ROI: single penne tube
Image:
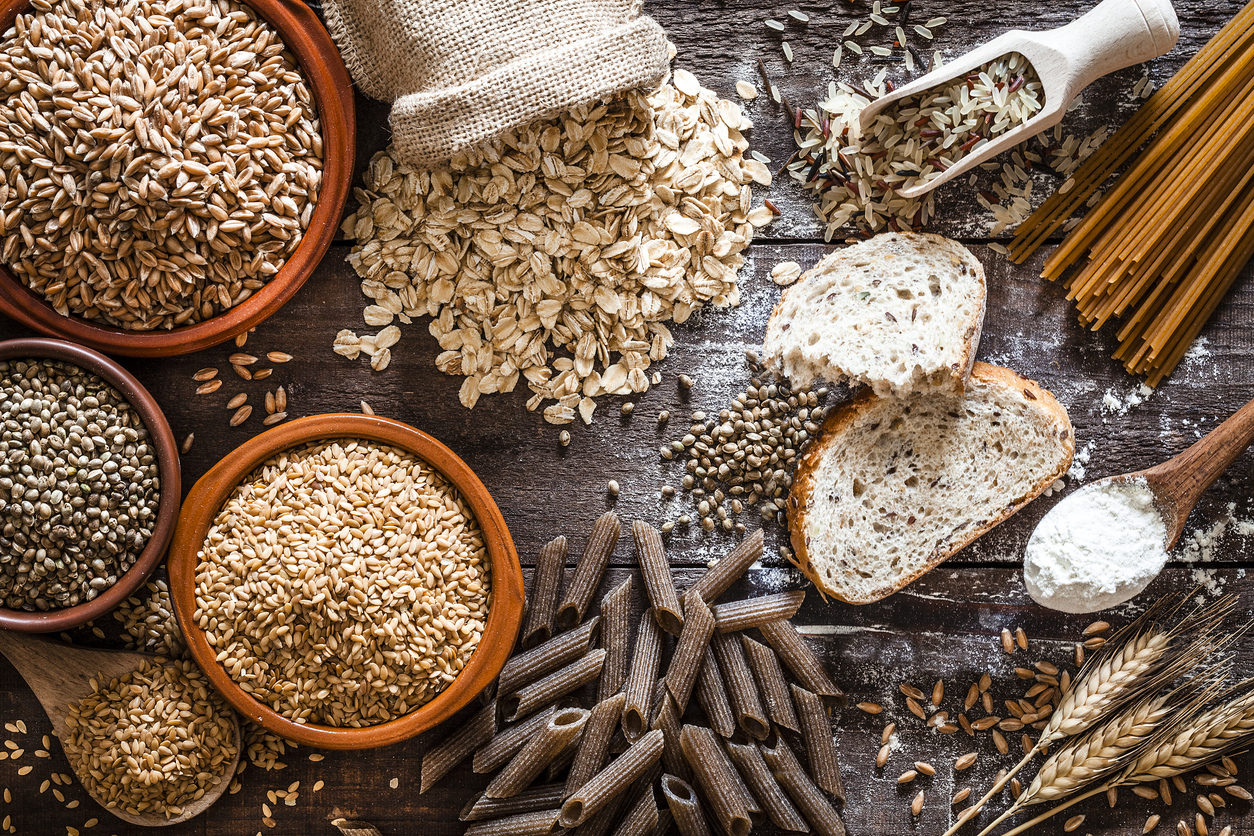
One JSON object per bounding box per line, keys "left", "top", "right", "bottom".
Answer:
{"left": 742, "top": 636, "right": 801, "bottom": 733}
{"left": 499, "top": 617, "right": 600, "bottom": 698}
{"left": 598, "top": 579, "right": 633, "bottom": 701}
{"left": 694, "top": 647, "right": 737, "bottom": 738}
{"left": 486, "top": 708, "right": 590, "bottom": 798}
{"left": 545, "top": 739, "right": 580, "bottom": 783}
{"left": 713, "top": 590, "right": 805, "bottom": 633}
{"left": 632, "top": 519, "right": 683, "bottom": 635}
{"left": 679, "top": 725, "right": 754, "bottom": 836}
{"left": 711, "top": 631, "right": 770, "bottom": 741}
{"left": 503, "top": 649, "right": 607, "bottom": 721}
{"left": 792, "top": 684, "right": 845, "bottom": 803}
{"left": 724, "top": 739, "right": 808, "bottom": 832}
{"left": 464, "top": 809, "right": 561, "bottom": 836}
{"left": 475, "top": 704, "right": 560, "bottom": 774}
{"left": 559, "top": 729, "right": 664, "bottom": 827}
{"left": 663, "top": 590, "right": 715, "bottom": 713}
{"left": 661, "top": 773, "right": 713, "bottom": 836}
{"left": 460, "top": 783, "right": 566, "bottom": 822}
{"left": 556, "top": 512, "right": 621, "bottom": 628}
{"left": 421, "top": 699, "right": 498, "bottom": 793}
{"left": 574, "top": 792, "right": 630, "bottom": 836}
{"left": 521, "top": 536, "right": 568, "bottom": 648}
{"left": 759, "top": 735, "right": 847, "bottom": 836}
{"left": 612, "top": 785, "right": 660, "bottom": 836}
{"left": 687, "top": 528, "right": 763, "bottom": 604}
{"left": 566, "top": 692, "right": 627, "bottom": 797}
{"left": 650, "top": 692, "right": 690, "bottom": 783}
{"left": 757, "top": 620, "right": 847, "bottom": 706}
{"left": 621, "top": 608, "right": 662, "bottom": 740}
{"left": 651, "top": 805, "right": 674, "bottom": 836}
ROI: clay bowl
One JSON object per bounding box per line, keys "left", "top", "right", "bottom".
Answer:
{"left": 0, "top": 338, "right": 181, "bottom": 632}
{"left": 166, "top": 414, "right": 524, "bottom": 749}
{"left": 0, "top": 0, "right": 355, "bottom": 357}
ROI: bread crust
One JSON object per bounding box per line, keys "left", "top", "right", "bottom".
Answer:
{"left": 764, "top": 232, "right": 987, "bottom": 395}
{"left": 785, "top": 362, "right": 1074, "bottom": 604}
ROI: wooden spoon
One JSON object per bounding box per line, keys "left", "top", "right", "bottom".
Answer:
{"left": 856, "top": 0, "right": 1179, "bottom": 199}
{"left": 1124, "top": 395, "right": 1254, "bottom": 550}
{"left": 0, "top": 630, "right": 241, "bottom": 827}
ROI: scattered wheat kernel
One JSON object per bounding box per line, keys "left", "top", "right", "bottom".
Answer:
{"left": 912, "top": 790, "right": 925, "bottom": 816}
{"left": 230, "top": 405, "right": 253, "bottom": 426}
{"left": 932, "top": 680, "right": 944, "bottom": 705}
{"left": 1075, "top": 644, "right": 1085, "bottom": 666}
{"left": 262, "top": 804, "right": 272, "bottom": 817}
{"left": 1162, "top": 779, "right": 1174, "bottom": 805}
{"left": 229, "top": 353, "right": 258, "bottom": 366}
{"left": 900, "top": 684, "right": 925, "bottom": 700}
{"left": 906, "top": 698, "right": 926, "bottom": 719}
{"left": 193, "top": 368, "right": 218, "bottom": 382}
{"left": 1145, "top": 815, "right": 1162, "bottom": 833}
{"left": 235, "top": 333, "right": 248, "bottom": 348}
{"left": 992, "top": 730, "right": 1009, "bottom": 754}
{"left": 1224, "top": 785, "right": 1252, "bottom": 800}
{"left": 227, "top": 392, "right": 248, "bottom": 410}
{"left": 83, "top": 819, "right": 97, "bottom": 828}
{"left": 263, "top": 412, "right": 288, "bottom": 426}
{"left": 1084, "top": 637, "right": 1107, "bottom": 649}
{"left": 979, "top": 673, "right": 992, "bottom": 692}
{"left": 898, "top": 770, "right": 918, "bottom": 784}
{"left": 196, "top": 379, "right": 223, "bottom": 395}
{"left": 314, "top": 780, "right": 324, "bottom": 792}
{"left": 1221, "top": 757, "right": 1238, "bottom": 776}
{"left": 858, "top": 702, "right": 883, "bottom": 714}
{"left": 1015, "top": 627, "right": 1028, "bottom": 650}
{"left": 252, "top": 368, "right": 273, "bottom": 380}
{"left": 1001, "top": 628, "right": 1014, "bottom": 653}
{"left": 1195, "top": 814, "right": 1208, "bottom": 836}
{"left": 953, "top": 788, "right": 972, "bottom": 805}
{"left": 1011, "top": 778, "right": 1022, "bottom": 798}
{"left": 1084, "top": 620, "right": 1110, "bottom": 636}
{"left": 915, "top": 762, "right": 936, "bottom": 776}
{"left": 1065, "top": 815, "right": 1086, "bottom": 832}
{"left": 232, "top": 364, "right": 253, "bottom": 380}
{"left": 965, "top": 683, "right": 979, "bottom": 709}
{"left": 1107, "top": 786, "right": 1118, "bottom": 807}
{"left": 882, "top": 722, "right": 897, "bottom": 745}
{"left": 876, "top": 744, "right": 890, "bottom": 768}
{"left": 1174, "top": 776, "right": 1188, "bottom": 794}
{"left": 1216, "top": 828, "right": 1231, "bottom": 836}
{"left": 267, "top": 352, "right": 293, "bottom": 363}
{"left": 982, "top": 692, "right": 994, "bottom": 714}
{"left": 1209, "top": 793, "right": 1225, "bottom": 808}
{"left": 1035, "top": 661, "right": 1059, "bottom": 676}
{"left": 1015, "top": 667, "right": 1035, "bottom": 680}
{"left": 1197, "top": 795, "right": 1215, "bottom": 816}
{"left": 955, "top": 753, "right": 977, "bottom": 771}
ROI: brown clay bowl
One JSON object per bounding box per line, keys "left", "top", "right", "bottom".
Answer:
{"left": 0, "top": 338, "right": 181, "bottom": 632}
{"left": 0, "top": 0, "right": 355, "bottom": 357}
{"left": 166, "top": 414, "right": 525, "bottom": 749}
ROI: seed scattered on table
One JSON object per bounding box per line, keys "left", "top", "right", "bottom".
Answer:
{"left": 228, "top": 393, "right": 249, "bottom": 410}
{"left": 230, "top": 405, "right": 253, "bottom": 426}
{"left": 182, "top": 434, "right": 195, "bottom": 454}
{"left": 197, "top": 380, "right": 224, "bottom": 395}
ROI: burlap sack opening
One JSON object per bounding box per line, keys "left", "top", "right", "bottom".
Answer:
{"left": 322, "top": 0, "right": 671, "bottom": 169}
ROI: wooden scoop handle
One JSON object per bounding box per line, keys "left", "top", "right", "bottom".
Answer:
{"left": 1035, "top": 0, "right": 1179, "bottom": 100}
{"left": 1140, "top": 394, "right": 1254, "bottom": 549}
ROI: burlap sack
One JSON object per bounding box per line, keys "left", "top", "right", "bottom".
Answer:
{"left": 322, "top": 0, "right": 671, "bottom": 168}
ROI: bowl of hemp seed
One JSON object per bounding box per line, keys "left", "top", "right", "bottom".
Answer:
{"left": 166, "top": 413, "right": 525, "bottom": 749}
{"left": 0, "top": 338, "right": 181, "bottom": 632}
{"left": 0, "top": 0, "right": 355, "bottom": 357}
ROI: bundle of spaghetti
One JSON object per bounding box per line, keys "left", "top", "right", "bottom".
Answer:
{"left": 1008, "top": 3, "right": 1254, "bottom": 263}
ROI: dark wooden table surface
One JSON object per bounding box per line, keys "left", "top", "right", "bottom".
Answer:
{"left": 3, "top": 1, "right": 1254, "bottom": 835}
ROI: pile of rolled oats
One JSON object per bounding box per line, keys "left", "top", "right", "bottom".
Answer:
{"left": 337, "top": 67, "right": 774, "bottom": 424}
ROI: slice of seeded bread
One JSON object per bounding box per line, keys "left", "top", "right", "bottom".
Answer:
{"left": 785, "top": 362, "right": 1073, "bottom": 605}
{"left": 763, "top": 232, "right": 986, "bottom": 398}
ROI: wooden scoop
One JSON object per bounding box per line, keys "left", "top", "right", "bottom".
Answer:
{"left": 1112, "top": 394, "right": 1254, "bottom": 550}
{"left": 0, "top": 630, "right": 241, "bottom": 827}
{"left": 856, "top": 0, "right": 1179, "bottom": 198}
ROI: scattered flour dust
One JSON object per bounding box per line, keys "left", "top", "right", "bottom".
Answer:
{"left": 1100, "top": 383, "right": 1154, "bottom": 420}
{"left": 1067, "top": 442, "right": 1093, "bottom": 482}
{"left": 1024, "top": 477, "right": 1168, "bottom": 614}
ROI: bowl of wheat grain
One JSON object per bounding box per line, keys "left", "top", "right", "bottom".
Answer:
{"left": 0, "top": 0, "right": 354, "bottom": 356}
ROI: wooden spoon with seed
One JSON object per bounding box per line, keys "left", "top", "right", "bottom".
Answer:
{"left": 0, "top": 630, "right": 241, "bottom": 827}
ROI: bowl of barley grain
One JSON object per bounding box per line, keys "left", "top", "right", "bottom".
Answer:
{"left": 0, "top": 0, "right": 354, "bottom": 357}
{"left": 0, "top": 338, "right": 180, "bottom": 632}
{"left": 166, "top": 413, "right": 524, "bottom": 749}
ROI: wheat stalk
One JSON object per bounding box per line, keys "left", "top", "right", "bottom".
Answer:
{"left": 944, "top": 594, "right": 1233, "bottom": 836}
{"left": 994, "top": 680, "right": 1254, "bottom": 836}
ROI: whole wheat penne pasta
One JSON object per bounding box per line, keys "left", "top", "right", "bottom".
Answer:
{"left": 758, "top": 620, "right": 847, "bottom": 706}
{"left": 500, "top": 617, "right": 600, "bottom": 697}
{"left": 475, "top": 704, "right": 560, "bottom": 774}
{"left": 557, "top": 512, "right": 621, "bottom": 628}
{"left": 486, "top": 708, "right": 590, "bottom": 798}
{"left": 574, "top": 791, "right": 629, "bottom": 836}
{"left": 598, "top": 579, "right": 632, "bottom": 700}
{"left": 613, "top": 786, "right": 660, "bottom": 836}
{"left": 713, "top": 590, "right": 805, "bottom": 633}
{"left": 421, "top": 699, "right": 498, "bottom": 793}
{"left": 546, "top": 729, "right": 583, "bottom": 781}
{"left": 461, "top": 784, "right": 567, "bottom": 822}
{"left": 792, "top": 684, "right": 845, "bottom": 802}
{"left": 522, "top": 536, "right": 568, "bottom": 648}
{"left": 742, "top": 636, "right": 800, "bottom": 733}
{"left": 663, "top": 591, "right": 715, "bottom": 713}
{"left": 724, "top": 739, "right": 808, "bottom": 832}
{"left": 632, "top": 520, "right": 683, "bottom": 635}
{"left": 687, "top": 528, "right": 763, "bottom": 604}
{"left": 464, "top": 809, "right": 561, "bottom": 836}
{"left": 695, "top": 647, "right": 737, "bottom": 738}
{"left": 621, "top": 608, "right": 662, "bottom": 740}
{"left": 760, "top": 735, "right": 847, "bottom": 836}
{"left": 679, "top": 725, "right": 754, "bottom": 836}
{"left": 566, "top": 692, "right": 627, "bottom": 797}
{"left": 661, "top": 773, "right": 713, "bottom": 836}
{"left": 711, "top": 631, "right": 770, "bottom": 740}
{"left": 650, "top": 692, "right": 690, "bottom": 782}
{"left": 650, "top": 805, "right": 674, "bottom": 836}
{"left": 504, "top": 649, "right": 607, "bottom": 721}
{"left": 560, "top": 729, "right": 664, "bottom": 827}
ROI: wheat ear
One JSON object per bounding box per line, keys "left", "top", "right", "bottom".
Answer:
{"left": 996, "top": 680, "right": 1252, "bottom": 836}
{"left": 943, "top": 594, "right": 1232, "bottom": 836}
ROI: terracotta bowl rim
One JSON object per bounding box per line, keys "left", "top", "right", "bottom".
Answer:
{"left": 0, "top": 0, "right": 355, "bottom": 357}
{"left": 0, "top": 337, "right": 182, "bottom": 632}
{"left": 166, "top": 413, "right": 524, "bottom": 750}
